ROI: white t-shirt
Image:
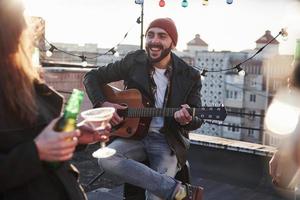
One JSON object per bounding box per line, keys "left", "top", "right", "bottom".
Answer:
{"left": 149, "top": 67, "right": 168, "bottom": 133}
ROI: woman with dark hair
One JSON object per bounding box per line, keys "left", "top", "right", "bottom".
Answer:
{"left": 0, "top": 0, "right": 107, "bottom": 199}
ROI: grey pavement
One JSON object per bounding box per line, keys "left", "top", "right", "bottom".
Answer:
{"left": 87, "top": 186, "right": 124, "bottom": 200}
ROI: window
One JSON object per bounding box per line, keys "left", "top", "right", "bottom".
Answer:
{"left": 234, "top": 91, "right": 238, "bottom": 99}
{"left": 248, "top": 129, "right": 254, "bottom": 136}
{"left": 250, "top": 94, "right": 256, "bottom": 102}
{"left": 226, "top": 90, "right": 240, "bottom": 99}
{"left": 227, "top": 123, "right": 240, "bottom": 132}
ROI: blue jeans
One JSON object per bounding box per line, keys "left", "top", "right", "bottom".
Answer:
{"left": 98, "top": 131, "right": 180, "bottom": 200}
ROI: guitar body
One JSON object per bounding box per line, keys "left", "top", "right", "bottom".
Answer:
{"left": 101, "top": 85, "right": 227, "bottom": 139}
{"left": 102, "top": 85, "right": 151, "bottom": 139}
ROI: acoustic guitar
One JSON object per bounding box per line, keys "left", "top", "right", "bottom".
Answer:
{"left": 101, "top": 84, "right": 227, "bottom": 139}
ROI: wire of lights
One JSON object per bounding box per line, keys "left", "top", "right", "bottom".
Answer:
{"left": 199, "top": 28, "right": 288, "bottom": 80}
{"left": 158, "top": 0, "right": 234, "bottom": 7}
{"left": 44, "top": 16, "right": 140, "bottom": 66}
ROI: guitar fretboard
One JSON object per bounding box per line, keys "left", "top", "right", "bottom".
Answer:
{"left": 127, "top": 108, "right": 181, "bottom": 117}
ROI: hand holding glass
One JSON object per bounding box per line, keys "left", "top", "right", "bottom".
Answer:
{"left": 80, "top": 107, "right": 115, "bottom": 158}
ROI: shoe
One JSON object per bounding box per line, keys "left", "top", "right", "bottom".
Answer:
{"left": 183, "top": 183, "right": 203, "bottom": 200}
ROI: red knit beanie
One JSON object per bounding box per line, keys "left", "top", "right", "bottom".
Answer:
{"left": 146, "top": 18, "right": 178, "bottom": 46}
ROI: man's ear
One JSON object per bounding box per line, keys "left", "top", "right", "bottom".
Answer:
{"left": 171, "top": 43, "right": 176, "bottom": 49}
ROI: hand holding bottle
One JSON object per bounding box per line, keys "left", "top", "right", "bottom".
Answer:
{"left": 36, "top": 89, "right": 84, "bottom": 168}
{"left": 34, "top": 118, "right": 80, "bottom": 162}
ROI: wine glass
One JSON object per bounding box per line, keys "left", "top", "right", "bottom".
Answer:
{"left": 80, "top": 107, "right": 116, "bottom": 158}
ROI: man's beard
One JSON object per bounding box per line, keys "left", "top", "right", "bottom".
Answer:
{"left": 146, "top": 44, "right": 172, "bottom": 64}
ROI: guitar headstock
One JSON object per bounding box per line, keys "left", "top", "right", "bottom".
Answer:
{"left": 194, "top": 106, "right": 227, "bottom": 121}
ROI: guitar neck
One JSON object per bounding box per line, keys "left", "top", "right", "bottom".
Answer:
{"left": 127, "top": 108, "right": 180, "bottom": 118}
{"left": 120, "top": 106, "right": 226, "bottom": 121}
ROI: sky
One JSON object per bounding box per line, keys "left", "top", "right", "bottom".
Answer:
{"left": 23, "top": 0, "right": 300, "bottom": 55}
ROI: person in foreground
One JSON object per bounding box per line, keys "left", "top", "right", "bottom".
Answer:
{"left": 268, "top": 60, "right": 300, "bottom": 193}
{"left": 84, "top": 17, "right": 203, "bottom": 200}
{"left": 0, "top": 0, "right": 109, "bottom": 199}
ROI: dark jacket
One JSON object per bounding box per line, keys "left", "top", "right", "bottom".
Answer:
{"left": 0, "top": 83, "right": 86, "bottom": 200}
{"left": 83, "top": 50, "right": 202, "bottom": 167}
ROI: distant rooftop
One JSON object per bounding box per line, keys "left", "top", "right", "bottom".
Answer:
{"left": 187, "top": 34, "right": 208, "bottom": 46}
{"left": 256, "top": 30, "right": 279, "bottom": 45}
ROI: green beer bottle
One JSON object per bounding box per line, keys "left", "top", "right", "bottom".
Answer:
{"left": 48, "top": 88, "right": 84, "bottom": 169}
{"left": 295, "top": 39, "right": 300, "bottom": 61}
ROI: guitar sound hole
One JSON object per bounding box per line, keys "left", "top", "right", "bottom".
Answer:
{"left": 126, "top": 127, "right": 132, "bottom": 134}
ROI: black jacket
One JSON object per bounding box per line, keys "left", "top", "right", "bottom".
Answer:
{"left": 0, "top": 83, "right": 86, "bottom": 200}
{"left": 83, "top": 50, "right": 202, "bottom": 167}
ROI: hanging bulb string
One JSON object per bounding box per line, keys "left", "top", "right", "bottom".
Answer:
{"left": 88, "top": 16, "right": 139, "bottom": 59}
{"left": 198, "top": 28, "right": 287, "bottom": 75}
{"left": 43, "top": 16, "right": 140, "bottom": 60}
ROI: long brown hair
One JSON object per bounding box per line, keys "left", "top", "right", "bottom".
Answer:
{"left": 291, "top": 61, "right": 300, "bottom": 88}
{"left": 0, "top": 0, "right": 41, "bottom": 124}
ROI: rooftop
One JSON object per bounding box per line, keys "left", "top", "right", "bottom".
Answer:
{"left": 44, "top": 66, "right": 295, "bottom": 200}
{"left": 72, "top": 133, "right": 292, "bottom": 200}
{"left": 187, "top": 34, "right": 209, "bottom": 47}
{"left": 256, "top": 30, "right": 279, "bottom": 45}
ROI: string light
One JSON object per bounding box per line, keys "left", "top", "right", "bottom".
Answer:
{"left": 108, "top": 47, "right": 116, "bottom": 55}
{"left": 202, "top": 0, "right": 208, "bottom": 6}
{"left": 134, "top": 0, "right": 144, "bottom": 5}
{"left": 46, "top": 44, "right": 56, "bottom": 57}
{"left": 280, "top": 27, "right": 288, "bottom": 41}
{"left": 226, "top": 0, "right": 233, "bottom": 4}
{"left": 79, "top": 55, "right": 88, "bottom": 67}
{"left": 181, "top": 0, "right": 188, "bottom": 8}
{"left": 236, "top": 65, "right": 246, "bottom": 76}
{"left": 196, "top": 28, "right": 288, "bottom": 76}
{"left": 114, "top": 51, "right": 120, "bottom": 57}
{"left": 159, "top": 0, "right": 165, "bottom": 7}
{"left": 41, "top": 15, "right": 142, "bottom": 67}
{"left": 200, "top": 69, "right": 208, "bottom": 81}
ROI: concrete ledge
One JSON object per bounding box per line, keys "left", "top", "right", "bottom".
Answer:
{"left": 189, "top": 133, "right": 277, "bottom": 157}
{"left": 44, "top": 66, "right": 93, "bottom": 72}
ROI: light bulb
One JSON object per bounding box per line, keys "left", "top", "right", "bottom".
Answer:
{"left": 238, "top": 70, "right": 245, "bottom": 76}
{"left": 80, "top": 55, "right": 88, "bottom": 67}
{"left": 46, "top": 50, "right": 53, "bottom": 57}
{"left": 200, "top": 69, "right": 207, "bottom": 81}
{"left": 236, "top": 66, "right": 245, "bottom": 76}
{"left": 202, "top": 0, "right": 208, "bottom": 6}
{"left": 226, "top": 0, "right": 233, "bottom": 4}
{"left": 281, "top": 27, "right": 288, "bottom": 41}
{"left": 114, "top": 51, "right": 120, "bottom": 57}
{"left": 181, "top": 0, "right": 188, "bottom": 8}
{"left": 46, "top": 45, "right": 56, "bottom": 57}
{"left": 201, "top": 75, "right": 206, "bottom": 81}
{"left": 81, "top": 61, "right": 88, "bottom": 67}
{"left": 159, "top": 0, "right": 165, "bottom": 7}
